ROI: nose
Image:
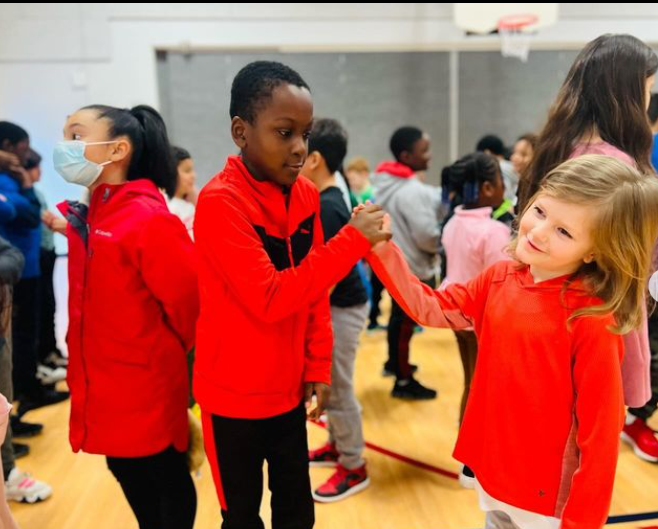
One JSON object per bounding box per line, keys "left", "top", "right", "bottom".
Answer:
{"left": 529, "top": 220, "right": 549, "bottom": 244}
{"left": 291, "top": 134, "right": 307, "bottom": 159}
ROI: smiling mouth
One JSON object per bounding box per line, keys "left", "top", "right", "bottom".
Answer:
{"left": 526, "top": 237, "right": 544, "bottom": 253}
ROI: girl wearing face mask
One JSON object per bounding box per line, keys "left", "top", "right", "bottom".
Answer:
{"left": 53, "top": 105, "right": 199, "bottom": 529}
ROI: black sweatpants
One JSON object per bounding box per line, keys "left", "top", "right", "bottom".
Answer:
{"left": 203, "top": 401, "right": 314, "bottom": 529}
{"left": 386, "top": 276, "right": 436, "bottom": 380}
{"left": 106, "top": 446, "right": 197, "bottom": 529}
{"left": 12, "top": 276, "right": 40, "bottom": 399}
{"left": 37, "top": 248, "right": 59, "bottom": 363}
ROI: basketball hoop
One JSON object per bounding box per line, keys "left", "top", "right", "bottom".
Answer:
{"left": 498, "top": 14, "right": 538, "bottom": 62}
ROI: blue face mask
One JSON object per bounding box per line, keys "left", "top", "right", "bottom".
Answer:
{"left": 53, "top": 140, "right": 117, "bottom": 187}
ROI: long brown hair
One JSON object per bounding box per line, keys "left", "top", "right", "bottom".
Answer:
{"left": 511, "top": 155, "right": 658, "bottom": 334}
{"left": 517, "top": 34, "right": 658, "bottom": 210}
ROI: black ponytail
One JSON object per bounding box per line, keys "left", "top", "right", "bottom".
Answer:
{"left": 443, "top": 152, "right": 499, "bottom": 206}
{"left": 82, "top": 104, "right": 177, "bottom": 197}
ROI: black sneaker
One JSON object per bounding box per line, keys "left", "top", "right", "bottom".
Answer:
{"left": 10, "top": 416, "right": 43, "bottom": 438}
{"left": 459, "top": 465, "right": 475, "bottom": 489}
{"left": 382, "top": 363, "right": 418, "bottom": 377}
{"left": 17, "top": 389, "right": 70, "bottom": 417}
{"left": 391, "top": 378, "right": 437, "bottom": 400}
{"left": 12, "top": 443, "right": 30, "bottom": 459}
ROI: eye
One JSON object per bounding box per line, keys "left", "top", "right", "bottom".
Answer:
{"left": 303, "top": 131, "right": 312, "bottom": 140}
{"left": 557, "top": 227, "right": 573, "bottom": 239}
{"left": 533, "top": 206, "right": 545, "bottom": 217}
{"left": 278, "top": 129, "right": 292, "bottom": 138}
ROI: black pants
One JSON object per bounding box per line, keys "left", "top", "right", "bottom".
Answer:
{"left": 629, "top": 306, "right": 658, "bottom": 421}
{"left": 206, "top": 401, "right": 314, "bottom": 529}
{"left": 12, "top": 276, "right": 40, "bottom": 399}
{"left": 386, "top": 276, "right": 436, "bottom": 380}
{"left": 107, "top": 446, "right": 197, "bottom": 529}
{"left": 368, "top": 272, "right": 386, "bottom": 327}
{"left": 37, "top": 249, "right": 59, "bottom": 363}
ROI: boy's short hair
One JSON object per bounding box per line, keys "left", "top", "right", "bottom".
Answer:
{"left": 171, "top": 145, "right": 191, "bottom": 165}
{"left": 230, "top": 61, "right": 310, "bottom": 124}
{"left": 649, "top": 93, "right": 658, "bottom": 124}
{"left": 476, "top": 135, "right": 505, "bottom": 156}
{"left": 389, "top": 126, "right": 423, "bottom": 162}
{"left": 308, "top": 118, "right": 348, "bottom": 174}
{"left": 0, "top": 121, "right": 29, "bottom": 147}
{"left": 346, "top": 156, "right": 370, "bottom": 174}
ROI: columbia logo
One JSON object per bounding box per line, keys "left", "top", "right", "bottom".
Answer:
{"left": 94, "top": 229, "right": 113, "bottom": 238}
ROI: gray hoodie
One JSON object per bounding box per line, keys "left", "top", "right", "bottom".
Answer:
{"left": 373, "top": 169, "right": 445, "bottom": 280}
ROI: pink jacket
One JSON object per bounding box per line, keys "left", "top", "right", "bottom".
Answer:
{"left": 570, "top": 141, "right": 650, "bottom": 407}
{"left": 441, "top": 206, "right": 511, "bottom": 287}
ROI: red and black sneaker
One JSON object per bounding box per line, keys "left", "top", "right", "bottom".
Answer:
{"left": 308, "top": 442, "right": 339, "bottom": 468}
{"left": 621, "top": 416, "right": 658, "bottom": 462}
{"left": 312, "top": 463, "right": 370, "bottom": 503}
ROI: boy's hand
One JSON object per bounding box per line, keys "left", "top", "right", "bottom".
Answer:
{"left": 348, "top": 203, "right": 392, "bottom": 246}
{"left": 304, "top": 382, "right": 330, "bottom": 420}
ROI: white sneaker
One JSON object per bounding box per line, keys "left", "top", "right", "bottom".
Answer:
{"left": 36, "top": 363, "right": 67, "bottom": 385}
{"left": 5, "top": 468, "right": 53, "bottom": 503}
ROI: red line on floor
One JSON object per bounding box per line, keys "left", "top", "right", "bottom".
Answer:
{"left": 309, "top": 419, "right": 459, "bottom": 480}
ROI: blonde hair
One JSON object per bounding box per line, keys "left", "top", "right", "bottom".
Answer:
{"left": 346, "top": 156, "right": 370, "bottom": 174}
{"left": 511, "top": 154, "right": 658, "bottom": 334}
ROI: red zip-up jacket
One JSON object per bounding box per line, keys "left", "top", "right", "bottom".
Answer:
{"left": 194, "top": 156, "right": 372, "bottom": 419}
{"left": 58, "top": 180, "right": 198, "bottom": 457}
{"left": 367, "top": 241, "right": 624, "bottom": 529}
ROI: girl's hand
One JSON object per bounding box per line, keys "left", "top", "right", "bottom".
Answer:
{"left": 42, "top": 210, "right": 68, "bottom": 235}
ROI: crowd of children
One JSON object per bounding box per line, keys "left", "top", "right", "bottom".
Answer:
{"left": 1, "top": 32, "right": 658, "bottom": 529}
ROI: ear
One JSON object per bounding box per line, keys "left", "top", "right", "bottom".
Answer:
{"left": 481, "top": 181, "right": 494, "bottom": 197}
{"left": 398, "top": 151, "right": 412, "bottom": 167}
{"left": 108, "top": 138, "right": 131, "bottom": 163}
{"left": 0, "top": 139, "right": 13, "bottom": 152}
{"left": 306, "top": 151, "right": 322, "bottom": 170}
{"left": 231, "top": 117, "right": 248, "bottom": 150}
{"left": 583, "top": 252, "right": 595, "bottom": 264}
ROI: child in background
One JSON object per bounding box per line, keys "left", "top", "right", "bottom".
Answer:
{"left": 345, "top": 156, "right": 373, "bottom": 205}
{"left": 373, "top": 126, "right": 444, "bottom": 400}
{"left": 303, "top": 118, "right": 371, "bottom": 502}
{"left": 365, "top": 155, "right": 658, "bottom": 529}
{"left": 167, "top": 146, "right": 196, "bottom": 239}
{"left": 441, "top": 153, "right": 511, "bottom": 427}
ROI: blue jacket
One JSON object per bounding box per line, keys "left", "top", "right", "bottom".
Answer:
{"left": 0, "top": 172, "right": 42, "bottom": 278}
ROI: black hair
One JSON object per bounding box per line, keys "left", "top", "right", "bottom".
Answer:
{"left": 476, "top": 135, "right": 506, "bottom": 156}
{"left": 171, "top": 145, "right": 192, "bottom": 165}
{"left": 230, "top": 61, "right": 310, "bottom": 124}
{"left": 0, "top": 121, "right": 29, "bottom": 147}
{"left": 308, "top": 118, "right": 348, "bottom": 174}
{"left": 82, "top": 104, "right": 177, "bottom": 197}
{"left": 24, "top": 148, "right": 42, "bottom": 170}
{"left": 444, "top": 152, "right": 500, "bottom": 206}
{"left": 389, "top": 126, "right": 423, "bottom": 162}
{"left": 649, "top": 93, "right": 658, "bottom": 124}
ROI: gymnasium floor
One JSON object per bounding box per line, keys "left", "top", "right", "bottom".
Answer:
{"left": 10, "top": 288, "right": 658, "bottom": 529}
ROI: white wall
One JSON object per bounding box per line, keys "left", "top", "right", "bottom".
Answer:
{"left": 1, "top": 2, "right": 658, "bottom": 240}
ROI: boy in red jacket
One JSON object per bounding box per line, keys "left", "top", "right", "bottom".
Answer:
{"left": 194, "top": 61, "right": 390, "bottom": 529}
